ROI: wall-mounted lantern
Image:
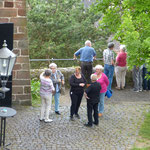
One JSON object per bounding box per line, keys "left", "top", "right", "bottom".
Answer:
{"left": 0, "top": 40, "right": 17, "bottom": 99}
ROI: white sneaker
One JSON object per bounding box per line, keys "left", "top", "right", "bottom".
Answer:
{"left": 44, "top": 119, "right": 53, "bottom": 123}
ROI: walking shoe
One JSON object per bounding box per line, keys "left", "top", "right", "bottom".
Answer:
{"left": 133, "top": 90, "right": 139, "bottom": 92}
{"left": 84, "top": 123, "right": 92, "bottom": 127}
{"left": 93, "top": 122, "right": 98, "bottom": 126}
{"left": 75, "top": 114, "right": 80, "bottom": 119}
{"left": 44, "top": 119, "right": 53, "bottom": 123}
{"left": 70, "top": 116, "right": 74, "bottom": 121}
{"left": 39, "top": 119, "right": 44, "bottom": 121}
{"left": 139, "top": 89, "right": 143, "bottom": 92}
{"left": 98, "top": 113, "right": 103, "bottom": 117}
{"left": 115, "top": 87, "right": 120, "bottom": 90}
{"left": 121, "top": 86, "right": 125, "bottom": 90}
{"left": 55, "top": 111, "right": 61, "bottom": 115}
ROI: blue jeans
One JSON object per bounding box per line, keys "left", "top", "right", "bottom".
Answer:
{"left": 104, "top": 64, "right": 114, "bottom": 90}
{"left": 98, "top": 92, "right": 106, "bottom": 114}
{"left": 54, "top": 92, "right": 60, "bottom": 112}
{"left": 143, "top": 67, "right": 150, "bottom": 90}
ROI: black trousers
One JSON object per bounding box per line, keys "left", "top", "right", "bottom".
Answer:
{"left": 70, "top": 91, "right": 84, "bottom": 116}
{"left": 87, "top": 102, "right": 98, "bottom": 125}
{"left": 81, "top": 62, "right": 93, "bottom": 84}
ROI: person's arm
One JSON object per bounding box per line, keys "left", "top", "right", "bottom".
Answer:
{"left": 74, "top": 49, "right": 81, "bottom": 59}
{"left": 58, "top": 70, "right": 65, "bottom": 85}
{"left": 104, "top": 74, "right": 109, "bottom": 87}
{"left": 74, "top": 54, "right": 77, "bottom": 60}
{"left": 111, "top": 51, "right": 115, "bottom": 65}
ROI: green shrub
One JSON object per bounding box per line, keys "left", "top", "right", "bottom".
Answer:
{"left": 31, "top": 78, "right": 41, "bottom": 107}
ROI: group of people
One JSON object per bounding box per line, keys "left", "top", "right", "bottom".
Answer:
{"left": 39, "top": 40, "right": 150, "bottom": 127}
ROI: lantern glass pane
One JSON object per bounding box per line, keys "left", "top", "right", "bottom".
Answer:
{"left": 0, "top": 58, "right": 10, "bottom": 76}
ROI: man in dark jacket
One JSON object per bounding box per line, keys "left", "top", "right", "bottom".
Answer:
{"left": 84, "top": 74, "right": 101, "bottom": 127}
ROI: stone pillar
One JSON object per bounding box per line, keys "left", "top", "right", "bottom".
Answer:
{"left": 0, "top": 0, "right": 31, "bottom": 105}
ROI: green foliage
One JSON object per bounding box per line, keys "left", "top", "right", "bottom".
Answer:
{"left": 31, "top": 78, "right": 41, "bottom": 107}
{"left": 27, "top": 0, "right": 108, "bottom": 68}
{"left": 91, "top": 0, "right": 150, "bottom": 72}
{"left": 139, "top": 112, "right": 150, "bottom": 140}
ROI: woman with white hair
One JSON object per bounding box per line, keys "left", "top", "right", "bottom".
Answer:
{"left": 115, "top": 45, "right": 127, "bottom": 90}
{"left": 49, "top": 63, "right": 65, "bottom": 115}
{"left": 95, "top": 65, "right": 109, "bottom": 117}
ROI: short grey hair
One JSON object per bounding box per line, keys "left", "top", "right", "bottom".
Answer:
{"left": 90, "top": 74, "right": 97, "bottom": 81}
{"left": 85, "top": 40, "right": 91, "bottom": 46}
{"left": 108, "top": 42, "right": 114, "bottom": 48}
{"left": 49, "top": 63, "right": 57, "bottom": 68}
{"left": 120, "top": 45, "right": 126, "bottom": 51}
{"left": 95, "top": 65, "right": 104, "bottom": 70}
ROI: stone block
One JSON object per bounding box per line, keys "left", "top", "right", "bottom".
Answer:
{"left": 16, "top": 56, "right": 29, "bottom": 63}
{"left": 18, "top": 8, "right": 26, "bottom": 16}
{"left": 18, "top": 40, "right": 28, "bottom": 49}
{"left": 13, "top": 49, "right": 21, "bottom": 56}
{"left": 13, "top": 41, "right": 18, "bottom": 49}
{"left": 18, "top": 26, "right": 27, "bottom": 33}
{"left": 4, "top": 2, "right": 14, "bottom": 7}
{"left": 14, "top": 33, "right": 27, "bottom": 40}
{"left": 24, "top": 86, "right": 31, "bottom": 94}
{"left": 22, "top": 64, "right": 30, "bottom": 70}
{"left": 12, "top": 86, "right": 23, "bottom": 94}
{"left": 16, "top": 71, "right": 30, "bottom": 79}
{"left": 15, "top": 2, "right": 26, "bottom": 9}
{"left": 0, "top": 2, "right": 3, "bottom": 7}
{"left": 13, "top": 64, "right": 21, "bottom": 70}
{"left": 0, "top": 18, "right": 9, "bottom": 23}
{"left": 10, "top": 18, "right": 27, "bottom": 26}
{"left": 15, "top": 94, "right": 31, "bottom": 101}
{"left": 0, "top": 8, "right": 17, "bottom": 17}
{"left": 12, "top": 79, "right": 30, "bottom": 86}
{"left": 21, "top": 49, "right": 29, "bottom": 55}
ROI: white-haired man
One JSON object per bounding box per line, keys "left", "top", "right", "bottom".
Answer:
{"left": 74, "top": 40, "right": 96, "bottom": 85}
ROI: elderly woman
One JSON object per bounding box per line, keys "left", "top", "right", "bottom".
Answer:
{"left": 115, "top": 45, "right": 127, "bottom": 90}
{"left": 95, "top": 65, "right": 109, "bottom": 117}
{"left": 40, "top": 69, "right": 55, "bottom": 122}
{"left": 49, "top": 63, "right": 65, "bottom": 115}
{"left": 69, "top": 66, "right": 86, "bottom": 120}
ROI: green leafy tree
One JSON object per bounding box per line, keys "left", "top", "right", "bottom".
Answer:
{"left": 27, "top": 0, "right": 109, "bottom": 68}
{"left": 91, "top": 0, "right": 150, "bottom": 73}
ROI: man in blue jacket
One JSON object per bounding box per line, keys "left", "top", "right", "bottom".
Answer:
{"left": 74, "top": 40, "right": 96, "bottom": 86}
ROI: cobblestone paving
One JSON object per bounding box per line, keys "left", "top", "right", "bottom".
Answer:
{"left": 4, "top": 89, "right": 150, "bottom": 150}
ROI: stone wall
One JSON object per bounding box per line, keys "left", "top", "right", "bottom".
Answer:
{"left": 0, "top": 0, "right": 31, "bottom": 105}
{"left": 31, "top": 68, "right": 133, "bottom": 88}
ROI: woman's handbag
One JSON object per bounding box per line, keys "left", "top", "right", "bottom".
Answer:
{"left": 105, "top": 89, "right": 112, "bottom": 98}
{"left": 60, "top": 85, "right": 65, "bottom": 95}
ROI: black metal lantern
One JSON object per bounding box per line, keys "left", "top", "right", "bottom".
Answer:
{"left": 0, "top": 40, "right": 17, "bottom": 98}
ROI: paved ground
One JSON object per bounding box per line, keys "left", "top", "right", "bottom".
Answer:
{"left": 4, "top": 87, "right": 150, "bottom": 150}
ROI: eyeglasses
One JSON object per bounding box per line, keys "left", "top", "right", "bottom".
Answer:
{"left": 51, "top": 68, "right": 56, "bottom": 69}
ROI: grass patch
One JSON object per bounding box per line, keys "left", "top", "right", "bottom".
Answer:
{"left": 131, "top": 111, "right": 150, "bottom": 150}
{"left": 139, "top": 112, "right": 150, "bottom": 140}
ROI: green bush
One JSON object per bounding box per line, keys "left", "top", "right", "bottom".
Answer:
{"left": 31, "top": 78, "right": 41, "bottom": 107}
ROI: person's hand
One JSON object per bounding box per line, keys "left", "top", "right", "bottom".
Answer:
{"left": 84, "top": 92, "right": 89, "bottom": 99}
{"left": 79, "top": 83, "right": 85, "bottom": 87}
{"left": 58, "top": 79, "right": 61, "bottom": 82}
{"left": 52, "top": 90, "right": 55, "bottom": 95}
{"left": 62, "top": 80, "right": 65, "bottom": 85}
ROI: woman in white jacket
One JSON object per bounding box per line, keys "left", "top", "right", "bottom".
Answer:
{"left": 40, "top": 69, "right": 55, "bottom": 123}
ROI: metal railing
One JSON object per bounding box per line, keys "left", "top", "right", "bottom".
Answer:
{"left": 29, "top": 58, "right": 103, "bottom": 69}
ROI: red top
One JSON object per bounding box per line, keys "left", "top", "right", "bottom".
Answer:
{"left": 95, "top": 73, "right": 109, "bottom": 93}
{"left": 116, "top": 52, "right": 127, "bottom": 67}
